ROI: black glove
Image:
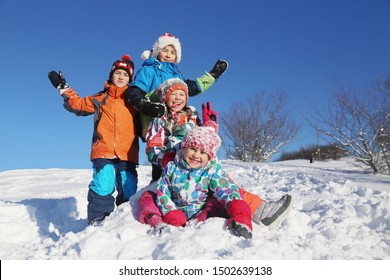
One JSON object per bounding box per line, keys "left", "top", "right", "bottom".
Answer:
{"left": 48, "top": 71, "right": 70, "bottom": 95}
{"left": 139, "top": 99, "right": 166, "bottom": 118}
{"left": 209, "top": 60, "right": 228, "bottom": 81}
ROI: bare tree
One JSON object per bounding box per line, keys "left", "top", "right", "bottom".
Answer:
{"left": 307, "top": 76, "right": 390, "bottom": 174}
{"left": 220, "top": 91, "right": 299, "bottom": 162}
{"left": 374, "top": 75, "right": 390, "bottom": 173}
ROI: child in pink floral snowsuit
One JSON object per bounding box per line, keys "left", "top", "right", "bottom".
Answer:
{"left": 146, "top": 125, "right": 253, "bottom": 239}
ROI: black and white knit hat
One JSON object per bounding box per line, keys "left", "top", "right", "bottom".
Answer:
{"left": 141, "top": 33, "right": 182, "bottom": 63}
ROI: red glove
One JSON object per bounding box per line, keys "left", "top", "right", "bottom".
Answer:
{"left": 161, "top": 151, "right": 176, "bottom": 168}
{"left": 163, "top": 210, "right": 187, "bottom": 227}
{"left": 226, "top": 200, "right": 253, "bottom": 239}
{"left": 202, "top": 101, "right": 218, "bottom": 123}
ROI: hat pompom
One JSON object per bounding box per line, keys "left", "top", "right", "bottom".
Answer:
{"left": 141, "top": 50, "right": 151, "bottom": 60}
{"left": 121, "top": 54, "right": 131, "bottom": 63}
{"left": 109, "top": 54, "right": 134, "bottom": 81}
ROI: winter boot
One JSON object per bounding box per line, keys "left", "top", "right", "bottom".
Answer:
{"left": 151, "top": 164, "right": 163, "bottom": 182}
{"left": 87, "top": 189, "right": 115, "bottom": 226}
{"left": 253, "top": 194, "right": 293, "bottom": 230}
{"left": 146, "top": 213, "right": 166, "bottom": 233}
{"left": 209, "top": 60, "right": 228, "bottom": 81}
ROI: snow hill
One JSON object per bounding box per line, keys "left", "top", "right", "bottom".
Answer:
{"left": 0, "top": 158, "right": 389, "bottom": 260}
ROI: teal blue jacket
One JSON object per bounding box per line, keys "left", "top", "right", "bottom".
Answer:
{"left": 130, "top": 57, "right": 184, "bottom": 94}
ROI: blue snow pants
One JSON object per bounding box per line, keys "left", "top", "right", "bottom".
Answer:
{"left": 87, "top": 158, "right": 138, "bottom": 225}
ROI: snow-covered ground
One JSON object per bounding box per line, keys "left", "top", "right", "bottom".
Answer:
{"left": 1, "top": 157, "right": 389, "bottom": 261}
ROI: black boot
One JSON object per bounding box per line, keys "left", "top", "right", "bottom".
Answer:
{"left": 209, "top": 60, "right": 228, "bottom": 81}
{"left": 87, "top": 189, "right": 115, "bottom": 225}
{"left": 151, "top": 164, "right": 163, "bottom": 182}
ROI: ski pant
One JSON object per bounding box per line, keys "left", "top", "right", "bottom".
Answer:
{"left": 240, "top": 189, "right": 263, "bottom": 215}
{"left": 87, "top": 158, "right": 138, "bottom": 224}
{"left": 139, "top": 172, "right": 264, "bottom": 220}
{"left": 138, "top": 190, "right": 228, "bottom": 226}
{"left": 138, "top": 188, "right": 263, "bottom": 227}
{"left": 226, "top": 173, "right": 264, "bottom": 215}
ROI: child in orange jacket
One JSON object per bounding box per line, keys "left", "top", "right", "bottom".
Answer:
{"left": 48, "top": 55, "right": 139, "bottom": 225}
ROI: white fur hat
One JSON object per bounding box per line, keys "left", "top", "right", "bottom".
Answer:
{"left": 141, "top": 33, "right": 182, "bottom": 63}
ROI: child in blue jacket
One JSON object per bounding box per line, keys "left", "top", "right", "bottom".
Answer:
{"left": 124, "top": 33, "right": 228, "bottom": 181}
{"left": 125, "top": 33, "right": 228, "bottom": 119}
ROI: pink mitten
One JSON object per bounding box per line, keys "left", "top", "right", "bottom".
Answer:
{"left": 202, "top": 101, "right": 218, "bottom": 123}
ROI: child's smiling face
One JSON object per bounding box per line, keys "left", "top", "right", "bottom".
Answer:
{"left": 166, "top": 89, "right": 187, "bottom": 112}
{"left": 158, "top": 45, "right": 177, "bottom": 63}
{"left": 183, "top": 147, "right": 210, "bottom": 169}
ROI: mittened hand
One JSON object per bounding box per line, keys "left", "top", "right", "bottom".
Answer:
{"left": 163, "top": 210, "right": 187, "bottom": 227}
{"left": 48, "top": 71, "right": 70, "bottom": 95}
{"left": 209, "top": 59, "right": 228, "bottom": 81}
{"left": 141, "top": 99, "right": 166, "bottom": 118}
{"left": 202, "top": 101, "right": 218, "bottom": 123}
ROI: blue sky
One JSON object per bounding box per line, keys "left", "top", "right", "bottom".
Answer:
{"left": 1, "top": 0, "right": 389, "bottom": 171}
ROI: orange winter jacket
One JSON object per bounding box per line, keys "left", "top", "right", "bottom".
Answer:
{"left": 63, "top": 82, "right": 139, "bottom": 163}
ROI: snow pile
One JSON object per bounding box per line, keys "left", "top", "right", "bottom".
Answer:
{"left": 0, "top": 158, "right": 389, "bottom": 260}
